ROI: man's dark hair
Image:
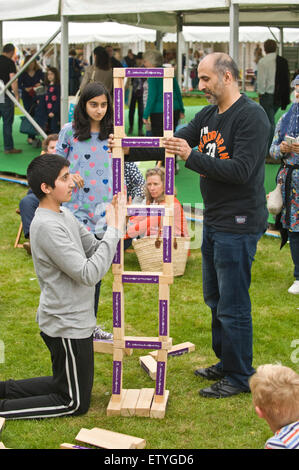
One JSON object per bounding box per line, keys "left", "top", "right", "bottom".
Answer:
{"left": 3, "top": 43, "right": 15, "bottom": 54}
{"left": 27, "top": 154, "right": 70, "bottom": 200}
{"left": 264, "top": 39, "right": 277, "bottom": 54}
{"left": 214, "top": 53, "right": 240, "bottom": 81}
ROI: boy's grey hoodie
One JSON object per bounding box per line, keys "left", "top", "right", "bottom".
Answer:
{"left": 30, "top": 207, "right": 121, "bottom": 339}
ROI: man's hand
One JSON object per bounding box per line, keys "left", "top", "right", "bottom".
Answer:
{"left": 162, "top": 136, "right": 192, "bottom": 161}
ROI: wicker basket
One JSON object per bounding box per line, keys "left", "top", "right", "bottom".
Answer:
{"left": 132, "top": 236, "right": 190, "bottom": 277}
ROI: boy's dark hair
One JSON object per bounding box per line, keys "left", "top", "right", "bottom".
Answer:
{"left": 73, "top": 81, "right": 113, "bottom": 141}
{"left": 27, "top": 154, "right": 70, "bottom": 200}
{"left": 3, "top": 43, "right": 15, "bottom": 54}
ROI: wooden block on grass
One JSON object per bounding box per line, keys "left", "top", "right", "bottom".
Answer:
{"left": 139, "top": 355, "right": 157, "bottom": 380}
{"left": 135, "top": 388, "right": 154, "bottom": 417}
{"left": 60, "top": 443, "right": 91, "bottom": 449}
{"left": 0, "top": 417, "right": 5, "bottom": 433}
{"left": 107, "top": 389, "right": 127, "bottom": 416}
{"left": 150, "top": 390, "right": 169, "bottom": 419}
{"left": 150, "top": 342, "right": 195, "bottom": 359}
{"left": 75, "top": 427, "right": 146, "bottom": 449}
{"left": 120, "top": 389, "right": 140, "bottom": 417}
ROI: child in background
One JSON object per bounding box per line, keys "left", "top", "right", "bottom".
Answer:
{"left": 44, "top": 66, "right": 61, "bottom": 133}
{"left": 249, "top": 363, "right": 299, "bottom": 449}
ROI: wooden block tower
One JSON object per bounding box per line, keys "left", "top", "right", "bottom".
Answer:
{"left": 107, "top": 66, "right": 175, "bottom": 419}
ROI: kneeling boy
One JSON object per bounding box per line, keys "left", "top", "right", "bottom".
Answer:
{"left": 0, "top": 154, "right": 125, "bottom": 419}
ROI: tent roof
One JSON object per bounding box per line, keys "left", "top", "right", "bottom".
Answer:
{"left": 0, "top": 1, "right": 299, "bottom": 31}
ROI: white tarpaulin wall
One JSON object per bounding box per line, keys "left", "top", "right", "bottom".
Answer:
{"left": 2, "top": 22, "right": 298, "bottom": 46}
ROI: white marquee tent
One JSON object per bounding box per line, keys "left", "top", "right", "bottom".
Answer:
{"left": 0, "top": 0, "right": 298, "bottom": 127}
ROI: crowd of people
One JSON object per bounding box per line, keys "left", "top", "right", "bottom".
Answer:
{"left": 0, "top": 40, "right": 298, "bottom": 449}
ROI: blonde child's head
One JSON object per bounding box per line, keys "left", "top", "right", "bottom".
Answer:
{"left": 249, "top": 364, "right": 299, "bottom": 431}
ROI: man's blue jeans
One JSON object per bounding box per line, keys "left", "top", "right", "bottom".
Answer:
{"left": 201, "top": 225, "right": 263, "bottom": 389}
{"left": 0, "top": 96, "right": 15, "bottom": 151}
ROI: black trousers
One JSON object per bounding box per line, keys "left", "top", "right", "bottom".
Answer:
{"left": 0, "top": 332, "right": 94, "bottom": 419}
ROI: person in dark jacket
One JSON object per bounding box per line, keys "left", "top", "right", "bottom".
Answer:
{"left": 163, "top": 52, "right": 270, "bottom": 399}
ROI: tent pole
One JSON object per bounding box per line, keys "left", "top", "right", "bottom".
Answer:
{"left": 60, "top": 15, "right": 69, "bottom": 127}
{"left": 229, "top": 2, "right": 239, "bottom": 66}
{"left": 0, "top": 22, "right": 3, "bottom": 52}
{"left": 176, "top": 12, "right": 183, "bottom": 89}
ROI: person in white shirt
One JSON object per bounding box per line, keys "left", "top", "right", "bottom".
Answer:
{"left": 257, "top": 39, "right": 290, "bottom": 152}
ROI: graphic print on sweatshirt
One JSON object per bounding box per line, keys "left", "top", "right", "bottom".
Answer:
{"left": 198, "top": 126, "right": 230, "bottom": 160}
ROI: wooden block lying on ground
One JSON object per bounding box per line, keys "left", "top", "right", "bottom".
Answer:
{"left": 0, "top": 418, "right": 5, "bottom": 434}
{"left": 60, "top": 443, "right": 92, "bottom": 449}
{"left": 150, "top": 390, "right": 169, "bottom": 419}
{"left": 135, "top": 388, "right": 155, "bottom": 417}
{"left": 139, "top": 355, "right": 157, "bottom": 380}
{"left": 75, "top": 427, "right": 146, "bottom": 449}
{"left": 107, "top": 388, "right": 168, "bottom": 419}
{"left": 150, "top": 342, "right": 195, "bottom": 359}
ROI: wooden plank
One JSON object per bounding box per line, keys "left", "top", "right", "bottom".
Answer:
{"left": 93, "top": 339, "right": 113, "bottom": 354}
{"left": 107, "top": 389, "right": 127, "bottom": 416}
{"left": 135, "top": 388, "right": 155, "bottom": 417}
{"left": 150, "top": 342, "right": 195, "bottom": 359}
{"left": 139, "top": 355, "right": 157, "bottom": 380}
{"left": 75, "top": 427, "right": 146, "bottom": 449}
{"left": 60, "top": 443, "right": 91, "bottom": 449}
{"left": 150, "top": 390, "right": 169, "bottom": 419}
{"left": 120, "top": 389, "right": 140, "bottom": 417}
{"left": 0, "top": 417, "right": 5, "bottom": 433}
{"left": 114, "top": 336, "right": 172, "bottom": 350}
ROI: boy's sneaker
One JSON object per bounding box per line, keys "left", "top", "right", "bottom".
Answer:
{"left": 288, "top": 280, "right": 299, "bottom": 295}
{"left": 93, "top": 326, "right": 113, "bottom": 341}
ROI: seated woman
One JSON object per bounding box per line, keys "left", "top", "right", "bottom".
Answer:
{"left": 126, "top": 167, "right": 188, "bottom": 239}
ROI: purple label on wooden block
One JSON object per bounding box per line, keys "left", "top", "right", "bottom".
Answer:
{"left": 112, "top": 158, "right": 121, "bottom": 195}
{"left": 165, "top": 157, "right": 174, "bottom": 195}
{"left": 112, "top": 360, "right": 122, "bottom": 395}
{"left": 122, "top": 274, "right": 159, "bottom": 284}
{"left": 163, "top": 226, "right": 172, "bottom": 263}
{"left": 155, "top": 361, "right": 166, "bottom": 395}
{"left": 164, "top": 92, "right": 173, "bottom": 131}
{"left": 125, "top": 340, "right": 162, "bottom": 349}
{"left": 121, "top": 138, "right": 160, "bottom": 148}
{"left": 113, "top": 241, "right": 121, "bottom": 264}
{"left": 127, "top": 207, "right": 165, "bottom": 217}
{"left": 114, "top": 88, "right": 123, "bottom": 126}
{"left": 125, "top": 68, "right": 164, "bottom": 78}
{"left": 113, "top": 291, "right": 121, "bottom": 328}
{"left": 169, "top": 347, "right": 189, "bottom": 357}
{"left": 159, "top": 300, "right": 168, "bottom": 336}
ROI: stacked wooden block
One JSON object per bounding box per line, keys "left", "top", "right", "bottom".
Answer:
{"left": 106, "top": 67, "right": 175, "bottom": 419}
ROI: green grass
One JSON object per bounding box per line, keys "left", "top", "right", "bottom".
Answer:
{"left": 0, "top": 180, "right": 298, "bottom": 450}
